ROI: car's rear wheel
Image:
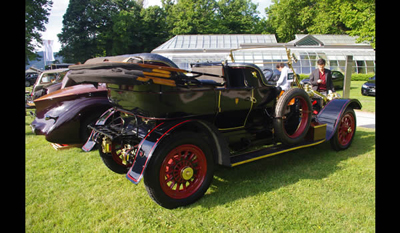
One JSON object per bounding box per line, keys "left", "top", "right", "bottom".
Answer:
{"left": 144, "top": 131, "right": 214, "bottom": 209}
{"left": 274, "top": 88, "right": 312, "bottom": 146}
{"left": 330, "top": 108, "right": 356, "bottom": 151}
{"left": 99, "top": 141, "right": 132, "bottom": 174}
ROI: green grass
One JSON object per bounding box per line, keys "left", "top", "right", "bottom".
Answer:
{"left": 336, "top": 81, "right": 375, "bottom": 113}
{"left": 26, "top": 112, "right": 375, "bottom": 232}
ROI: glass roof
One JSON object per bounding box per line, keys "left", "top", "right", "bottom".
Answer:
{"left": 295, "top": 34, "right": 361, "bottom": 45}
{"left": 153, "top": 34, "right": 277, "bottom": 51}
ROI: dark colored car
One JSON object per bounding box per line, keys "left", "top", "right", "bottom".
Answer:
{"left": 300, "top": 70, "right": 344, "bottom": 90}
{"left": 30, "top": 83, "right": 113, "bottom": 145}
{"left": 68, "top": 53, "right": 361, "bottom": 209}
{"left": 361, "top": 76, "right": 375, "bottom": 96}
{"left": 25, "top": 72, "right": 39, "bottom": 87}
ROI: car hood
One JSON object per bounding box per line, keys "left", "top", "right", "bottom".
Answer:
{"left": 35, "top": 83, "right": 106, "bottom": 101}
{"left": 34, "top": 83, "right": 107, "bottom": 113}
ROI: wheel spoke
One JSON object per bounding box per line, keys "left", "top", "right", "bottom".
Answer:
{"left": 159, "top": 144, "right": 207, "bottom": 199}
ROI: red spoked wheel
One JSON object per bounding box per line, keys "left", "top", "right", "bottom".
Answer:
{"left": 144, "top": 131, "right": 214, "bottom": 209}
{"left": 337, "top": 112, "right": 355, "bottom": 146}
{"left": 274, "top": 88, "right": 312, "bottom": 146}
{"left": 160, "top": 144, "right": 207, "bottom": 199}
{"left": 330, "top": 108, "right": 357, "bottom": 151}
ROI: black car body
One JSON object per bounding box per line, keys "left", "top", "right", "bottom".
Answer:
{"left": 361, "top": 76, "right": 375, "bottom": 96}
{"left": 67, "top": 53, "right": 361, "bottom": 209}
{"left": 25, "top": 72, "right": 39, "bottom": 87}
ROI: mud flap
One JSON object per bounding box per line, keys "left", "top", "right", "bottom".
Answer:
{"left": 82, "top": 108, "right": 116, "bottom": 152}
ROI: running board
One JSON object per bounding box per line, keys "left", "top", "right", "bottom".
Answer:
{"left": 230, "top": 139, "right": 326, "bottom": 167}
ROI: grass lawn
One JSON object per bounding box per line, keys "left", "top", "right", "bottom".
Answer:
{"left": 336, "top": 81, "right": 375, "bottom": 113}
{"left": 25, "top": 112, "right": 375, "bottom": 231}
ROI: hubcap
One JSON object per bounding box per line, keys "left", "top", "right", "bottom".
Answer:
{"left": 181, "top": 167, "right": 194, "bottom": 180}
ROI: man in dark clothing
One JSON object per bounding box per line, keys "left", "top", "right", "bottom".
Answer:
{"left": 309, "top": 58, "right": 335, "bottom": 95}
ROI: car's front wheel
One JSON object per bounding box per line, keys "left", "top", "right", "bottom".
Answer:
{"left": 330, "top": 108, "right": 356, "bottom": 151}
{"left": 274, "top": 88, "right": 312, "bottom": 146}
{"left": 143, "top": 131, "right": 214, "bottom": 209}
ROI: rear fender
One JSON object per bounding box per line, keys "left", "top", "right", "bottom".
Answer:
{"left": 82, "top": 107, "right": 116, "bottom": 151}
{"left": 316, "top": 99, "right": 362, "bottom": 140}
{"left": 126, "top": 119, "right": 230, "bottom": 184}
{"left": 45, "top": 97, "right": 112, "bottom": 144}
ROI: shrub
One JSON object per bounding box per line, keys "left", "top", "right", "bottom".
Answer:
{"left": 351, "top": 73, "right": 375, "bottom": 81}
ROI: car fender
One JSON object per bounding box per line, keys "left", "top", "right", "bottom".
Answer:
{"left": 81, "top": 107, "right": 116, "bottom": 151}
{"left": 316, "top": 98, "right": 362, "bottom": 141}
{"left": 126, "top": 119, "right": 230, "bottom": 184}
{"left": 45, "top": 97, "right": 113, "bottom": 144}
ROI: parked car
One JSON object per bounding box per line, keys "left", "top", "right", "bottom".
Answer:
{"left": 26, "top": 68, "right": 69, "bottom": 108}
{"left": 68, "top": 53, "right": 361, "bottom": 209}
{"left": 361, "top": 76, "right": 375, "bottom": 96}
{"left": 25, "top": 72, "right": 39, "bottom": 87}
{"left": 30, "top": 83, "right": 113, "bottom": 145}
{"left": 300, "top": 70, "right": 344, "bottom": 90}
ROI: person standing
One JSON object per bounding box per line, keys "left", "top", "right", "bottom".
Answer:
{"left": 309, "top": 58, "right": 335, "bottom": 95}
{"left": 275, "top": 63, "right": 292, "bottom": 91}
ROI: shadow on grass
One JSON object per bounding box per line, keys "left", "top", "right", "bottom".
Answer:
{"left": 196, "top": 129, "right": 375, "bottom": 208}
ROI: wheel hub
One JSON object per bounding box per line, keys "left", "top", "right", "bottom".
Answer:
{"left": 160, "top": 144, "right": 208, "bottom": 199}
{"left": 347, "top": 127, "right": 352, "bottom": 133}
{"left": 181, "top": 166, "right": 194, "bottom": 180}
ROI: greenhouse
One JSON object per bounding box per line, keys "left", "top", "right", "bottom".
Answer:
{"left": 151, "top": 34, "right": 375, "bottom": 74}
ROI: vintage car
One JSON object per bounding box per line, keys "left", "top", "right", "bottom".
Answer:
{"left": 30, "top": 83, "right": 113, "bottom": 145}
{"left": 26, "top": 68, "right": 69, "bottom": 108}
{"left": 68, "top": 52, "right": 361, "bottom": 209}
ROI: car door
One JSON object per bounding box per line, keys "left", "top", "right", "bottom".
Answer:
{"left": 332, "top": 71, "right": 344, "bottom": 89}
{"left": 215, "top": 66, "right": 255, "bottom": 129}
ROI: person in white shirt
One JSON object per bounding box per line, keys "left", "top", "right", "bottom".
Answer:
{"left": 275, "top": 63, "right": 292, "bottom": 91}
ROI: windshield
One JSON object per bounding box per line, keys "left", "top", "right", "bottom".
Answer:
{"left": 40, "top": 71, "right": 68, "bottom": 84}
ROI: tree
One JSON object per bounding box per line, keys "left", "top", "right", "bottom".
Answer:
{"left": 109, "top": 2, "right": 144, "bottom": 55}
{"left": 337, "top": 0, "right": 375, "bottom": 47}
{"left": 265, "top": 0, "right": 375, "bottom": 47}
{"left": 266, "top": 0, "right": 316, "bottom": 42}
{"left": 140, "top": 6, "right": 170, "bottom": 52}
{"left": 216, "top": 0, "right": 263, "bottom": 34}
{"left": 57, "top": 0, "right": 126, "bottom": 63}
{"left": 25, "top": 0, "right": 53, "bottom": 64}
{"left": 56, "top": 0, "right": 277, "bottom": 63}
{"left": 165, "top": 0, "right": 219, "bottom": 35}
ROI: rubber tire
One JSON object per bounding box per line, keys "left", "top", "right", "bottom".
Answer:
{"left": 274, "top": 88, "right": 312, "bottom": 146}
{"left": 99, "top": 147, "right": 130, "bottom": 174}
{"left": 330, "top": 108, "right": 356, "bottom": 151}
{"left": 143, "top": 131, "right": 214, "bottom": 209}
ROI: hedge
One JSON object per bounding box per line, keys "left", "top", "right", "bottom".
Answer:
{"left": 298, "top": 73, "right": 374, "bottom": 81}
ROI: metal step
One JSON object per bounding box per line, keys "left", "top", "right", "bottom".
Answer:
{"left": 230, "top": 139, "right": 325, "bottom": 167}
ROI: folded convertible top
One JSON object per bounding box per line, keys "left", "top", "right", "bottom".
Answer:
{"left": 68, "top": 62, "right": 186, "bottom": 87}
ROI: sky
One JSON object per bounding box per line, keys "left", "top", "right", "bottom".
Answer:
{"left": 37, "top": 0, "right": 272, "bottom": 53}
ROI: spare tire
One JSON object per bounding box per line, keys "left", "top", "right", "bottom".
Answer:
{"left": 274, "top": 88, "right": 312, "bottom": 146}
